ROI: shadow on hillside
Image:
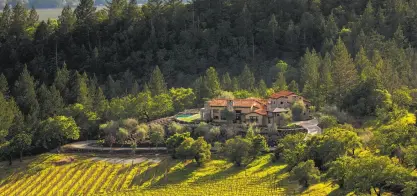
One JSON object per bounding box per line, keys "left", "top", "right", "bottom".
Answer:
{"left": 327, "top": 187, "right": 344, "bottom": 196}
{"left": 153, "top": 161, "right": 197, "bottom": 186}
{"left": 191, "top": 164, "right": 244, "bottom": 184}
{"left": 130, "top": 159, "right": 197, "bottom": 187}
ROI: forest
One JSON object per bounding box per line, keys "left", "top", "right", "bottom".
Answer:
{"left": 1, "top": 0, "right": 417, "bottom": 195}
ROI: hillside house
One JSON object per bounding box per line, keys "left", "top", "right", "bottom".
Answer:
{"left": 200, "top": 91, "right": 311, "bottom": 126}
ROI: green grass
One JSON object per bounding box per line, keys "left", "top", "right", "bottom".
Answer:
{"left": 176, "top": 113, "right": 200, "bottom": 123}
{"left": 0, "top": 153, "right": 339, "bottom": 195}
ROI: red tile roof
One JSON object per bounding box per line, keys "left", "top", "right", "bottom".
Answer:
{"left": 208, "top": 99, "right": 265, "bottom": 109}
{"left": 253, "top": 106, "right": 267, "bottom": 115}
{"left": 270, "top": 90, "right": 296, "bottom": 99}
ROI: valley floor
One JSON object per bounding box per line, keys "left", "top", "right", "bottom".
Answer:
{"left": 0, "top": 153, "right": 338, "bottom": 196}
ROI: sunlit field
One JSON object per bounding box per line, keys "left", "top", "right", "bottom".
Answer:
{"left": 0, "top": 153, "right": 338, "bottom": 196}
{"left": 0, "top": 6, "right": 106, "bottom": 21}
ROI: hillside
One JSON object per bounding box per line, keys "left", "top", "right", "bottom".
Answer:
{"left": 0, "top": 153, "right": 337, "bottom": 195}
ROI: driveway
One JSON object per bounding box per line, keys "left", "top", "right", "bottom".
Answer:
{"left": 295, "top": 118, "right": 322, "bottom": 136}
{"left": 62, "top": 140, "right": 167, "bottom": 152}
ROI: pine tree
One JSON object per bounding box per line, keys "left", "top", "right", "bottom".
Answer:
{"left": 94, "top": 87, "right": 108, "bottom": 119}
{"left": 54, "top": 64, "right": 70, "bottom": 102}
{"left": 239, "top": 65, "right": 255, "bottom": 91}
{"left": 257, "top": 79, "right": 268, "bottom": 98}
{"left": 354, "top": 46, "right": 372, "bottom": 73}
{"left": 221, "top": 73, "right": 232, "bottom": 91}
{"left": 361, "top": 1, "right": 375, "bottom": 31}
{"left": 324, "top": 13, "right": 338, "bottom": 41}
{"left": 301, "top": 50, "right": 320, "bottom": 107}
{"left": 27, "top": 6, "right": 39, "bottom": 27}
{"left": 75, "top": 0, "right": 96, "bottom": 25}
{"left": 0, "top": 4, "right": 11, "bottom": 37}
{"left": 0, "top": 74, "right": 9, "bottom": 97}
{"left": 320, "top": 53, "right": 333, "bottom": 104}
{"left": 273, "top": 72, "right": 287, "bottom": 91}
{"left": 331, "top": 38, "right": 358, "bottom": 105}
{"left": 301, "top": 48, "right": 320, "bottom": 91}
{"left": 70, "top": 71, "right": 91, "bottom": 108}
{"left": 321, "top": 38, "right": 334, "bottom": 55}
{"left": 234, "top": 3, "right": 253, "bottom": 40}
{"left": 131, "top": 81, "right": 140, "bottom": 95}
{"left": 393, "top": 25, "right": 407, "bottom": 48}
{"left": 58, "top": 6, "right": 76, "bottom": 35}
{"left": 105, "top": 75, "right": 121, "bottom": 99}
{"left": 88, "top": 74, "right": 98, "bottom": 102}
{"left": 126, "top": 0, "right": 139, "bottom": 21}
{"left": 268, "top": 14, "right": 278, "bottom": 40}
{"left": 288, "top": 80, "right": 299, "bottom": 94}
{"left": 232, "top": 77, "right": 240, "bottom": 92}
{"left": 107, "top": 0, "right": 127, "bottom": 23}
{"left": 14, "top": 65, "right": 39, "bottom": 118}
{"left": 37, "top": 84, "right": 53, "bottom": 119}
{"left": 49, "top": 85, "right": 64, "bottom": 116}
{"left": 149, "top": 66, "right": 168, "bottom": 96}
{"left": 205, "top": 67, "right": 221, "bottom": 98}
{"left": 9, "top": 2, "right": 28, "bottom": 38}
{"left": 122, "top": 70, "right": 135, "bottom": 95}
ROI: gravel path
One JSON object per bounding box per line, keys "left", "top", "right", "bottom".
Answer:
{"left": 90, "top": 157, "right": 162, "bottom": 164}
{"left": 62, "top": 140, "right": 167, "bottom": 151}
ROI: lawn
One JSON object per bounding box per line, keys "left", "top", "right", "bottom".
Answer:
{"left": 175, "top": 113, "right": 201, "bottom": 123}
{"left": 0, "top": 153, "right": 338, "bottom": 196}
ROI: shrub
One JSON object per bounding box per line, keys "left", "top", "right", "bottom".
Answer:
{"left": 221, "top": 109, "right": 236, "bottom": 124}
{"left": 166, "top": 132, "right": 191, "bottom": 158}
{"left": 122, "top": 118, "right": 139, "bottom": 133}
{"left": 194, "top": 122, "right": 210, "bottom": 138}
{"left": 174, "top": 136, "right": 211, "bottom": 166}
{"left": 222, "top": 124, "right": 238, "bottom": 139}
{"left": 278, "top": 111, "right": 292, "bottom": 127}
{"left": 290, "top": 160, "right": 320, "bottom": 187}
{"left": 134, "top": 124, "right": 149, "bottom": 143}
{"left": 168, "top": 122, "right": 185, "bottom": 135}
{"left": 205, "top": 127, "right": 220, "bottom": 143}
{"left": 318, "top": 115, "right": 338, "bottom": 129}
{"left": 274, "top": 143, "right": 284, "bottom": 161}
{"left": 233, "top": 90, "right": 253, "bottom": 99}
{"left": 224, "top": 136, "right": 252, "bottom": 166}
{"left": 176, "top": 137, "right": 195, "bottom": 159}
{"left": 213, "top": 141, "right": 223, "bottom": 152}
{"left": 149, "top": 124, "right": 165, "bottom": 147}
{"left": 292, "top": 100, "right": 306, "bottom": 121}
{"left": 191, "top": 137, "right": 211, "bottom": 166}
{"left": 217, "top": 91, "right": 235, "bottom": 99}
{"left": 117, "top": 128, "right": 129, "bottom": 144}
{"left": 281, "top": 133, "right": 307, "bottom": 167}
{"left": 250, "top": 135, "right": 268, "bottom": 157}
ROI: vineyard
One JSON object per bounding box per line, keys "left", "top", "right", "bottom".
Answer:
{"left": 0, "top": 153, "right": 337, "bottom": 196}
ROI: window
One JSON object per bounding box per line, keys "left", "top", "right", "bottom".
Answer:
{"left": 214, "top": 116, "right": 219, "bottom": 120}
{"left": 268, "top": 118, "right": 271, "bottom": 123}
{"left": 249, "top": 116, "right": 258, "bottom": 123}
{"left": 280, "top": 102, "right": 283, "bottom": 105}
{"left": 221, "top": 115, "right": 226, "bottom": 120}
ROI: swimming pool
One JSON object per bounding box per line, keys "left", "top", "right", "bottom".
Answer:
{"left": 176, "top": 114, "right": 195, "bottom": 118}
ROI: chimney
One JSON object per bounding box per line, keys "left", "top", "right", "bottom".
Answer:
{"left": 227, "top": 100, "right": 234, "bottom": 111}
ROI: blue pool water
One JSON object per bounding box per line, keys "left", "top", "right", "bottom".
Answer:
{"left": 176, "top": 114, "right": 194, "bottom": 118}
